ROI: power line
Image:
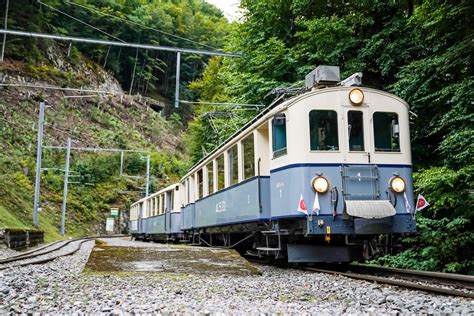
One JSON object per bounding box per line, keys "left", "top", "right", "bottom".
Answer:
{"left": 0, "top": 83, "right": 118, "bottom": 95}
{"left": 63, "top": 0, "right": 219, "bottom": 51}
{"left": 179, "top": 100, "right": 264, "bottom": 107}
{"left": 43, "top": 145, "right": 149, "bottom": 153}
{"left": 0, "top": 29, "right": 241, "bottom": 57}
{"left": 38, "top": 0, "right": 125, "bottom": 43}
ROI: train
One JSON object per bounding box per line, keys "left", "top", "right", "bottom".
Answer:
{"left": 129, "top": 65, "right": 416, "bottom": 263}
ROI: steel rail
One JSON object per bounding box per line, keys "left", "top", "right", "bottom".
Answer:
{"left": 246, "top": 258, "right": 474, "bottom": 299}
{"left": 347, "top": 264, "right": 474, "bottom": 290}
{"left": 0, "top": 238, "right": 92, "bottom": 270}
{"left": 0, "top": 235, "right": 125, "bottom": 270}
{"left": 0, "top": 240, "right": 64, "bottom": 262}
{"left": 0, "top": 240, "right": 77, "bottom": 264}
{"left": 0, "top": 29, "right": 241, "bottom": 57}
{"left": 303, "top": 266, "right": 474, "bottom": 299}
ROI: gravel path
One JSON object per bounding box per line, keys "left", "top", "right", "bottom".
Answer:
{"left": 0, "top": 238, "right": 473, "bottom": 314}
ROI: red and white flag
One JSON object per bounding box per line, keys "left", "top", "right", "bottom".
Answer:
{"left": 415, "top": 194, "right": 430, "bottom": 212}
{"left": 297, "top": 194, "right": 308, "bottom": 215}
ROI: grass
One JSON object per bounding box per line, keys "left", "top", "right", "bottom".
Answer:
{"left": 0, "top": 204, "right": 29, "bottom": 228}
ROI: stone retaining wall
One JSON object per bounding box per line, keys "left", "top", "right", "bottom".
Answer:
{"left": 0, "top": 228, "right": 44, "bottom": 250}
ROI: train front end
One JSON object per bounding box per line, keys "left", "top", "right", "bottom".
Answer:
{"left": 268, "top": 70, "right": 416, "bottom": 262}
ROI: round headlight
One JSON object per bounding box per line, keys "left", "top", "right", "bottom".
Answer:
{"left": 390, "top": 176, "right": 406, "bottom": 193}
{"left": 312, "top": 176, "right": 329, "bottom": 193}
{"left": 349, "top": 88, "right": 364, "bottom": 105}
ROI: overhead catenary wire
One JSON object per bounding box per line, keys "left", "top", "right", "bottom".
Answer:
{"left": 63, "top": 0, "right": 220, "bottom": 51}
{"left": 0, "top": 29, "right": 240, "bottom": 57}
{"left": 37, "top": 0, "right": 125, "bottom": 43}
{"left": 0, "top": 83, "right": 118, "bottom": 95}
{"left": 43, "top": 145, "right": 149, "bottom": 153}
{"left": 179, "top": 100, "right": 264, "bottom": 107}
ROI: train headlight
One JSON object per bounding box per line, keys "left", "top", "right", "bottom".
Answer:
{"left": 312, "top": 176, "right": 329, "bottom": 193}
{"left": 389, "top": 176, "right": 406, "bottom": 193}
{"left": 349, "top": 88, "right": 364, "bottom": 105}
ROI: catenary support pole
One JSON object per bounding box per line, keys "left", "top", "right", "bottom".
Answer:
{"left": 145, "top": 154, "right": 150, "bottom": 197}
{"left": 60, "top": 138, "right": 71, "bottom": 236}
{"left": 33, "top": 102, "right": 45, "bottom": 225}
{"left": 129, "top": 48, "right": 139, "bottom": 95}
{"left": 0, "top": 0, "right": 9, "bottom": 62}
{"left": 174, "top": 51, "right": 180, "bottom": 108}
{"left": 120, "top": 151, "right": 124, "bottom": 176}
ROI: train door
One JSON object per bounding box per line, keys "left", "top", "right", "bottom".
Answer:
{"left": 342, "top": 106, "right": 379, "bottom": 201}
{"left": 343, "top": 106, "right": 372, "bottom": 163}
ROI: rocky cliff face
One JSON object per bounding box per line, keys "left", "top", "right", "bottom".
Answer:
{"left": 0, "top": 44, "right": 187, "bottom": 240}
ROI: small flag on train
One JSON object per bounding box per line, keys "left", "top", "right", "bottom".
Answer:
{"left": 415, "top": 194, "right": 430, "bottom": 212}
{"left": 297, "top": 194, "right": 308, "bottom": 215}
{"left": 404, "top": 191, "right": 413, "bottom": 214}
{"left": 312, "top": 192, "right": 320, "bottom": 216}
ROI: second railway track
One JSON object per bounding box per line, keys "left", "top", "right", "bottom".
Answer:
{"left": 248, "top": 259, "right": 474, "bottom": 299}
{"left": 0, "top": 235, "right": 125, "bottom": 270}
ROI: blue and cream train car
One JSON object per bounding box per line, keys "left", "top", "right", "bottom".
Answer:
{"left": 129, "top": 184, "right": 182, "bottom": 241}
{"left": 130, "top": 66, "right": 416, "bottom": 262}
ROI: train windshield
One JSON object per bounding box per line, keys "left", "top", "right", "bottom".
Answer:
{"left": 348, "top": 111, "right": 365, "bottom": 151}
{"left": 309, "top": 110, "right": 339, "bottom": 151}
{"left": 373, "top": 112, "right": 400, "bottom": 152}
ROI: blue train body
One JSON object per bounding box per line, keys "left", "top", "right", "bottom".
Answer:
{"left": 130, "top": 68, "right": 417, "bottom": 263}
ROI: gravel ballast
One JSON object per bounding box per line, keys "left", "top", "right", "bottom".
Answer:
{"left": 0, "top": 238, "right": 473, "bottom": 314}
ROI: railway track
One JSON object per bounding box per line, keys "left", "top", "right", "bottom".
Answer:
{"left": 247, "top": 259, "right": 474, "bottom": 299}
{"left": 0, "top": 235, "right": 125, "bottom": 270}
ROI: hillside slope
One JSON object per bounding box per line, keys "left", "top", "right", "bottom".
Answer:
{"left": 0, "top": 46, "right": 189, "bottom": 241}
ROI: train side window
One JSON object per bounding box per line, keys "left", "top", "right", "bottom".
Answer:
{"left": 217, "top": 154, "right": 225, "bottom": 190}
{"left": 373, "top": 112, "right": 400, "bottom": 152}
{"left": 309, "top": 110, "right": 339, "bottom": 151}
{"left": 169, "top": 190, "right": 174, "bottom": 211}
{"left": 186, "top": 177, "right": 191, "bottom": 204}
{"left": 207, "top": 162, "right": 214, "bottom": 195}
{"left": 272, "top": 113, "right": 287, "bottom": 157}
{"left": 228, "top": 144, "right": 239, "bottom": 185}
{"left": 161, "top": 194, "right": 165, "bottom": 213}
{"left": 197, "top": 169, "right": 203, "bottom": 199}
{"left": 159, "top": 194, "right": 165, "bottom": 215}
{"left": 242, "top": 133, "right": 255, "bottom": 179}
{"left": 348, "top": 111, "right": 365, "bottom": 151}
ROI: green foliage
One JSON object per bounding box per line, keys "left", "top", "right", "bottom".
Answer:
{"left": 4, "top": 0, "right": 229, "bottom": 101}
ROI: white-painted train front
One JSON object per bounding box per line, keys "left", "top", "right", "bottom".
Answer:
{"left": 130, "top": 66, "right": 416, "bottom": 262}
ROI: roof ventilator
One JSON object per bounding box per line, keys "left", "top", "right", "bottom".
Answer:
{"left": 305, "top": 65, "right": 363, "bottom": 89}
{"left": 305, "top": 65, "right": 340, "bottom": 89}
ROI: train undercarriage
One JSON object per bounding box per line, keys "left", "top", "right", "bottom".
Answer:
{"left": 132, "top": 218, "right": 401, "bottom": 263}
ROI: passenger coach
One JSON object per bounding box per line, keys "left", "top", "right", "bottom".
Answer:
{"left": 130, "top": 66, "right": 416, "bottom": 262}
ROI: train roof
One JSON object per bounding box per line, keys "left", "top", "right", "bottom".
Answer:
{"left": 181, "top": 86, "right": 409, "bottom": 180}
